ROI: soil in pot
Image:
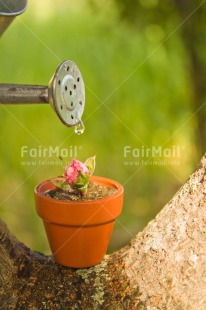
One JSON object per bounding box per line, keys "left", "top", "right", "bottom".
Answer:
{"left": 44, "top": 181, "right": 117, "bottom": 201}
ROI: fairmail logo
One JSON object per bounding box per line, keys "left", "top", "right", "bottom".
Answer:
{"left": 124, "top": 145, "right": 184, "bottom": 158}
{"left": 20, "top": 145, "right": 83, "bottom": 166}
{"left": 21, "top": 145, "right": 81, "bottom": 158}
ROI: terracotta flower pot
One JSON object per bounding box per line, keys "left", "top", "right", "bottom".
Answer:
{"left": 34, "top": 176, "right": 124, "bottom": 268}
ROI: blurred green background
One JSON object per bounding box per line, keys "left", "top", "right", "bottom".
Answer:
{"left": 0, "top": 0, "right": 205, "bottom": 254}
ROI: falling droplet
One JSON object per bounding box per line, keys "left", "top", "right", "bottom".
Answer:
{"left": 74, "top": 119, "right": 85, "bottom": 135}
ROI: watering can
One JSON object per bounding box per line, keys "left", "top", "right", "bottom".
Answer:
{"left": 0, "top": 0, "right": 85, "bottom": 132}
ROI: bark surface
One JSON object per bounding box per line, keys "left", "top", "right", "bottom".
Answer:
{"left": 1, "top": 154, "right": 206, "bottom": 309}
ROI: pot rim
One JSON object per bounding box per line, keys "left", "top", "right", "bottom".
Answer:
{"left": 34, "top": 175, "right": 123, "bottom": 205}
{"left": 34, "top": 176, "right": 124, "bottom": 226}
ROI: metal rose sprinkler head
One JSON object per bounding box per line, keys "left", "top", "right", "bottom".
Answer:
{"left": 0, "top": 60, "right": 85, "bottom": 132}
{"left": 49, "top": 60, "right": 85, "bottom": 132}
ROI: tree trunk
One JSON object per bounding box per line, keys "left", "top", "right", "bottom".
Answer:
{"left": 1, "top": 154, "right": 206, "bottom": 309}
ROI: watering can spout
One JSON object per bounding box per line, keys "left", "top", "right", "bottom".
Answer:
{"left": 0, "top": 60, "right": 86, "bottom": 128}
{"left": 0, "top": 2, "right": 86, "bottom": 129}
{"left": 0, "top": 0, "right": 27, "bottom": 37}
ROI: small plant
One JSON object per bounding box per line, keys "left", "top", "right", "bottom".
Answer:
{"left": 52, "top": 156, "right": 96, "bottom": 196}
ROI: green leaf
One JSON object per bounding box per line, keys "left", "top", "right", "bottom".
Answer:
{"left": 51, "top": 179, "right": 70, "bottom": 191}
{"left": 85, "top": 156, "right": 96, "bottom": 175}
{"left": 74, "top": 182, "right": 89, "bottom": 196}
{"left": 79, "top": 184, "right": 89, "bottom": 196}
{"left": 61, "top": 181, "right": 71, "bottom": 191}
{"left": 52, "top": 179, "right": 63, "bottom": 188}
{"left": 73, "top": 171, "right": 89, "bottom": 189}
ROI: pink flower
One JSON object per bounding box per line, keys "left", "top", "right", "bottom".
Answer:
{"left": 65, "top": 159, "right": 89, "bottom": 185}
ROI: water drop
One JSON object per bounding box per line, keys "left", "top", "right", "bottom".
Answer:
{"left": 74, "top": 119, "right": 85, "bottom": 135}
